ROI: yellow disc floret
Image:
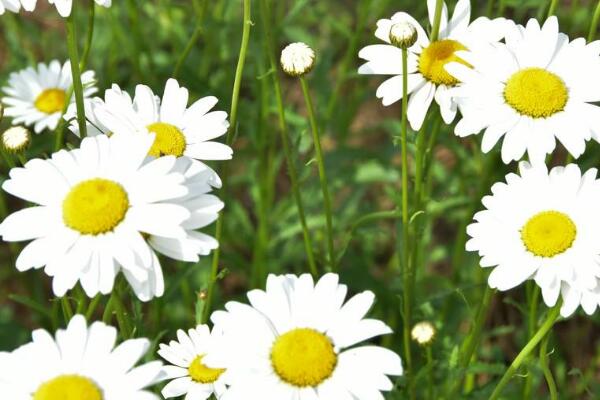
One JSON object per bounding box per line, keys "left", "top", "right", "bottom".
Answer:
{"left": 63, "top": 178, "right": 129, "bottom": 235}
{"left": 188, "top": 355, "right": 226, "bottom": 383}
{"left": 418, "top": 39, "right": 469, "bottom": 86}
{"left": 34, "top": 375, "right": 103, "bottom": 400}
{"left": 34, "top": 88, "right": 66, "bottom": 114}
{"left": 270, "top": 328, "right": 337, "bottom": 387}
{"left": 521, "top": 210, "right": 576, "bottom": 257}
{"left": 504, "top": 68, "right": 568, "bottom": 118}
{"left": 146, "top": 122, "right": 187, "bottom": 157}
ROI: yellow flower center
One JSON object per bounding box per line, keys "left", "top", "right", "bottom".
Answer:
{"left": 63, "top": 178, "right": 129, "bottom": 235}
{"left": 146, "top": 122, "right": 187, "bottom": 157}
{"left": 521, "top": 211, "right": 576, "bottom": 257}
{"left": 418, "top": 39, "right": 469, "bottom": 86}
{"left": 504, "top": 68, "right": 568, "bottom": 118}
{"left": 33, "top": 375, "right": 103, "bottom": 400}
{"left": 270, "top": 328, "right": 337, "bottom": 387}
{"left": 34, "top": 88, "right": 66, "bottom": 114}
{"left": 188, "top": 355, "right": 226, "bottom": 384}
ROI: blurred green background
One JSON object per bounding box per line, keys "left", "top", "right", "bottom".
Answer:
{"left": 0, "top": 0, "right": 599, "bottom": 398}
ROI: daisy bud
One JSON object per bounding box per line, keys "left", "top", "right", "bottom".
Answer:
{"left": 280, "top": 42, "right": 316, "bottom": 77}
{"left": 2, "top": 126, "right": 31, "bottom": 153}
{"left": 389, "top": 21, "right": 417, "bottom": 49}
{"left": 411, "top": 321, "right": 436, "bottom": 346}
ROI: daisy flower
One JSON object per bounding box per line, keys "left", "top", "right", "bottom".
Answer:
{"left": 158, "top": 325, "right": 228, "bottom": 399}
{"left": 204, "top": 273, "right": 403, "bottom": 400}
{"left": 0, "top": 0, "right": 21, "bottom": 14}
{"left": 91, "top": 79, "right": 233, "bottom": 162}
{"left": 0, "top": 314, "right": 162, "bottom": 399}
{"left": 466, "top": 162, "right": 600, "bottom": 317}
{"left": 2, "top": 60, "right": 96, "bottom": 134}
{"left": 358, "top": 0, "right": 509, "bottom": 130}
{"left": 447, "top": 17, "right": 600, "bottom": 163}
{"left": 0, "top": 133, "right": 192, "bottom": 301}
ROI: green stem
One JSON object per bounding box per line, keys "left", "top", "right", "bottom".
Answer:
{"left": 80, "top": 2, "right": 95, "bottom": 70}
{"left": 486, "top": 0, "right": 496, "bottom": 16}
{"left": 426, "top": 346, "right": 434, "bottom": 400}
{"left": 258, "top": 0, "right": 317, "bottom": 275}
{"left": 203, "top": 0, "right": 252, "bottom": 322}
{"left": 547, "top": 0, "right": 559, "bottom": 19}
{"left": 399, "top": 47, "right": 415, "bottom": 400}
{"left": 489, "top": 302, "right": 562, "bottom": 400}
{"left": 173, "top": 0, "right": 207, "bottom": 78}
{"left": 60, "top": 297, "right": 74, "bottom": 323}
{"left": 430, "top": 0, "right": 444, "bottom": 42}
{"left": 0, "top": 146, "right": 15, "bottom": 169}
{"left": 523, "top": 284, "right": 541, "bottom": 399}
{"left": 299, "top": 77, "right": 335, "bottom": 272}
{"left": 540, "top": 332, "right": 559, "bottom": 400}
{"left": 587, "top": 0, "right": 600, "bottom": 42}
{"left": 66, "top": 13, "right": 88, "bottom": 139}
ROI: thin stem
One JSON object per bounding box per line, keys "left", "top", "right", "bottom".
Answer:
{"left": 80, "top": 2, "right": 96, "bottom": 70}
{"left": 547, "top": 0, "right": 559, "bottom": 19}
{"left": 0, "top": 146, "right": 15, "bottom": 169}
{"left": 523, "top": 284, "right": 541, "bottom": 399}
{"left": 173, "top": 0, "right": 207, "bottom": 78}
{"left": 299, "top": 77, "right": 335, "bottom": 272}
{"left": 540, "top": 332, "right": 559, "bottom": 400}
{"left": 588, "top": 0, "right": 600, "bottom": 42}
{"left": 426, "top": 346, "right": 434, "bottom": 400}
{"left": 203, "top": 0, "right": 252, "bottom": 322}
{"left": 489, "top": 302, "right": 562, "bottom": 400}
{"left": 66, "top": 13, "right": 88, "bottom": 139}
{"left": 486, "top": 0, "right": 496, "bottom": 16}
{"left": 430, "top": 0, "right": 444, "bottom": 42}
{"left": 60, "top": 297, "right": 74, "bottom": 323}
{"left": 399, "top": 47, "right": 415, "bottom": 400}
{"left": 258, "top": 0, "right": 317, "bottom": 275}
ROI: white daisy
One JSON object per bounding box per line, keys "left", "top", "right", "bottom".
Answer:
{"left": 158, "top": 325, "right": 228, "bottom": 400}
{"left": 90, "top": 79, "right": 233, "bottom": 162}
{"left": 447, "top": 16, "right": 600, "bottom": 164}
{"left": 2, "top": 60, "right": 96, "bottom": 134}
{"left": 0, "top": 0, "right": 21, "bottom": 14}
{"left": 358, "top": 0, "right": 510, "bottom": 130}
{"left": 0, "top": 133, "right": 192, "bottom": 301}
{"left": 466, "top": 162, "right": 600, "bottom": 317}
{"left": 204, "top": 273, "right": 403, "bottom": 400}
{"left": 0, "top": 314, "right": 162, "bottom": 399}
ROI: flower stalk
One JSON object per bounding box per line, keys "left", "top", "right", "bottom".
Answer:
{"left": 65, "top": 12, "right": 88, "bottom": 139}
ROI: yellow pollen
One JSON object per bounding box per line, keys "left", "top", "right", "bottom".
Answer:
{"left": 34, "top": 375, "right": 103, "bottom": 400}
{"left": 63, "top": 178, "right": 129, "bottom": 235}
{"left": 34, "top": 88, "right": 66, "bottom": 114}
{"left": 504, "top": 68, "right": 568, "bottom": 118}
{"left": 521, "top": 211, "right": 576, "bottom": 257}
{"left": 146, "top": 122, "right": 187, "bottom": 157}
{"left": 188, "top": 355, "right": 226, "bottom": 384}
{"left": 418, "top": 39, "right": 470, "bottom": 86}
{"left": 270, "top": 328, "right": 337, "bottom": 387}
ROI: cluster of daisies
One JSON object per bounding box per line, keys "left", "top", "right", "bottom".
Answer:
{"left": 359, "top": 0, "right": 600, "bottom": 317}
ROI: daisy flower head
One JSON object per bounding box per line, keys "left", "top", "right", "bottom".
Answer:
{"left": 359, "top": 0, "right": 510, "bottom": 130}
{"left": 466, "top": 162, "right": 600, "bottom": 317}
{"left": 2, "top": 126, "right": 31, "bottom": 153}
{"left": 280, "top": 42, "right": 316, "bottom": 77}
{"left": 92, "top": 79, "right": 233, "bottom": 162}
{"left": 447, "top": 16, "right": 600, "bottom": 164}
{"left": 205, "top": 273, "right": 402, "bottom": 400}
{"left": 158, "top": 325, "right": 228, "bottom": 399}
{"left": 0, "top": 133, "right": 194, "bottom": 301}
{"left": 2, "top": 60, "right": 96, "bottom": 134}
{"left": 0, "top": 314, "right": 162, "bottom": 399}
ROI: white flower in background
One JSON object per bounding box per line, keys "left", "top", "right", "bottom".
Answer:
{"left": 0, "top": 315, "right": 162, "bottom": 399}
{"left": 466, "top": 162, "right": 600, "bottom": 317}
{"left": 411, "top": 321, "right": 436, "bottom": 345}
{"left": 358, "top": 0, "right": 510, "bottom": 130}
{"left": 2, "top": 126, "right": 31, "bottom": 153}
{"left": 205, "top": 273, "right": 403, "bottom": 400}
{"left": 0, "top": 134, "right": 193, "bottom": 301}
{"left": 158, "top": 325, "right": 228, "bottom": 400}
{"left": 280, "top": 42, "right": 316, "bottom": 77}
{"left": 91, "top": 79, "right": 232, "bottom": 162}
{"left": 447, "top": 17, "right": 600, "bottom": 164}
{"left": 0, "top": 0, "right": 21, "bottom": 14}
{"left": 2, "top": 60, "right": 96, "bottom": 133}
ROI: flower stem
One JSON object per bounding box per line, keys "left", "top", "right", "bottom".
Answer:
{"left": 173, "top": 0, "right": 207, "bottom": 79}
{"left": 547, "top": 0, "right": 559, "bottom": 19}
{"left": 399, "top": 47, "right": 415, "bottom": 400}
{"left": 66, "top": 13, "right": 88, "bottom": 139}
{"left": 258, "top": 0, "right": 317, "bottom": 275}
{"left": 540, "top": 331, "right": 559, "bottom": 400}
{"left": 588, "top": 0, "right": 600, "bottom": 42}
{"left": 203, "top": 0, "right": 252, "bottom": 323}
{"left": 299, "top": 77, "right": 336, "bottom": 272}
{"left": 430, "top": 0, "right": 444, "bottom": 42}
{"left": 523, "top": 283, "right": 541, "bottom": 398}
{"left": 489, "top": 302, "right": 562, "bottom": 400}
{"left": 80, "top": 2, "right": 96, "bottom": 70}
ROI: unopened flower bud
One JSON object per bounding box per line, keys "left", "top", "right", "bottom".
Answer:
{"left": 389, "top": 21, "right": 417, "bottom": 49}
{"left": 411, "top": 321, "right": 436, "bottom": 346}
{"left": 2, "top": 126, "right": 31, "bottom": 153}
{"left": 280, "top": 42, "right": 316, "bottom": 77}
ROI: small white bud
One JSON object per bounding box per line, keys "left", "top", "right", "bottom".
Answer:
{"left": 389, "top": 21, "right": 418, "bottom": 49}
{"left": 2, "top": 126, "right": 31, "bottom": 153}
{"left": 411, "top": 321, "right": 436, "bottom": 346}
{"left": 280, "top": 42, "right": 316, "bottom": 77}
